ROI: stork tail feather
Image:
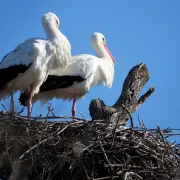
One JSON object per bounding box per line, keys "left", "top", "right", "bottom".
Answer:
{"left": 19, "top": 90, "right": 30, "bottom": 106}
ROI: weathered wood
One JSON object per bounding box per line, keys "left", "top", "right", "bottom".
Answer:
{"left": 89, "top": 63, "right": 154, "bottom": 126}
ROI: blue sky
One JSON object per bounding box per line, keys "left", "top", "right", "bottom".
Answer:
{"left": 0, "top": 1, "right": 180, "bottom": 140}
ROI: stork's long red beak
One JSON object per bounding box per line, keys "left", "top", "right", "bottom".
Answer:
{"left": 104, "top": 45, "right": 116, "bottom": 64}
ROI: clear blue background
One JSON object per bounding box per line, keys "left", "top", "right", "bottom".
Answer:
{"left": 0, "top": 0, "right": 180, "bottom": 141}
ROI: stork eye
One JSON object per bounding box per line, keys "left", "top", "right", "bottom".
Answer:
{"left": 56, "top": 19, "right": 59, "bottom": 26}
{"left": 102, "top": 37, "right": 105, "bottom": 41}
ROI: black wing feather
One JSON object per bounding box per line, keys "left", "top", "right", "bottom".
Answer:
{"left": 19, "top": 75, "right": 85, "bottom": 106}
{"left": 19, "top": 90, "right": 30, "bottom": 106}
{"left": 0, "top": 64, "right": 32, "bottom": 89}
{"left": 40, "top": 75, "right": 85, "bottom": 92}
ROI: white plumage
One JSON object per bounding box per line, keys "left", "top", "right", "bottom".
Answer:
{"left": 0, "top": 12, "right": 71, "bottom": 115}
{"left": 19, "top": 32, "right": 115, "bottom": 117}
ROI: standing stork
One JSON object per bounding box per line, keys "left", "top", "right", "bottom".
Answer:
{"left": 19, "top": 32, "right": 115, "bottom": 118}
{"left": 0, "top": 12, "right": 71, "bottom": 115}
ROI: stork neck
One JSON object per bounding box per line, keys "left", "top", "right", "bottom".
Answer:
{"left": 43, "top": 25, "right": 62, "bottom": 40}
{"left": 93, "top": 43, "right": 111, "bottom": 60}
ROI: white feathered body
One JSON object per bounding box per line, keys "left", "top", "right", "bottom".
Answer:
{"left": 0, "top": 36, "right": 71, "bottom": 99}
{"left": 31, "top": 54, "right": 114, "bottom": 104}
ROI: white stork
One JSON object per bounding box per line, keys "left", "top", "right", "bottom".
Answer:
{"left": 0, "top": 12, "right": 71, "bottom": 115}
{"left": 19, "top": 32, "right": 115, "bottom": 117}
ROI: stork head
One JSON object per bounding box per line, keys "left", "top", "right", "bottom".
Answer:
{"left": 91, "top": 32, "right": 106, "bottom": 45}
{"left": 42, "top": 12, "right": 60, "bottom": 29}
{"left": 91, "top": 32, "right": 116, "bottom": 64}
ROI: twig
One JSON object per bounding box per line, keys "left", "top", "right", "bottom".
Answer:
{"left": 122, "top": 104, "right": 134, "bottom": 128}
{"left": 93, "top": 176, "right": 119, "bottom": 180}
{"left": 57, "top": 121, "right": 82, "bottom": 135}
{"left": 47, "top": 103, "right": 56, "bottom": 117}
{"left": 105, "top": 164, "right": 161, "bottom": 170}
{"left": 35, "top": 115, "right": 89, "bottom": 122}
{"left": 157, "top": 126, "right": 167, "bottom": 146}
{"left": 1, "top": 104, "right": 8, "bottom": 112}
{"left": 80, "top": 157, "right": 91, "bottom": 180}
{"left": 17, "top": 108, "right": 24, "bottom": 115}
{"left": 138, "top": 119, "right": 147, "bottom": 136}
{"left": 1, "top": 112, "right": 89, "bottom": 122}
{"left": 10, "top": 87, "right": 15, "bottom": 113}
{"left": 124, "top": 172, "right": 143, "bottom": 180}
{"left": 99, "top": 140, "right": 112, "bottom": 167}
{"left": 136, "top": 88, "right": 155, "bottom": 109}
{"left": 45, "top": 103, "right": 51, "bottom": 122}
{"left": 139, "top": 63, "right": 145, "bottom": 69}
{"left": 111, "top": 115, "right": 121, "bottom": 149}
{"left": 78, "top": 110, "right": 87, "bottom": 120}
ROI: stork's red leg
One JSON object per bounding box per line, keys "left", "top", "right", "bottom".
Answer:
{"left": 28, "top": 85, "right": 33, "bottom": 116}
{"left": 72, "top": 98, "right": 76, "bottom": 120}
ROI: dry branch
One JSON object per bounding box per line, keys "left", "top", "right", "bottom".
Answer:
{"left": 89, "top": 63, "right": 154, "bottom": 126}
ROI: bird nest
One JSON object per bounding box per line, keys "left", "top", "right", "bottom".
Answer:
{"left": 0, "top": 112, "right": 180, "bottom": 180}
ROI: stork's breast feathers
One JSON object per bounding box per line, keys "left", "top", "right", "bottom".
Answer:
{"left": 98, "top": 61, "right": 115, "bottom": 88}
{"left": 50, "top": 38, "right": 71, "bottom": 71}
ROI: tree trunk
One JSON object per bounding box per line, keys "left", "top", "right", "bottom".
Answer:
{"left": 89, "top": 63, "right": 154, "bottom": 127}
